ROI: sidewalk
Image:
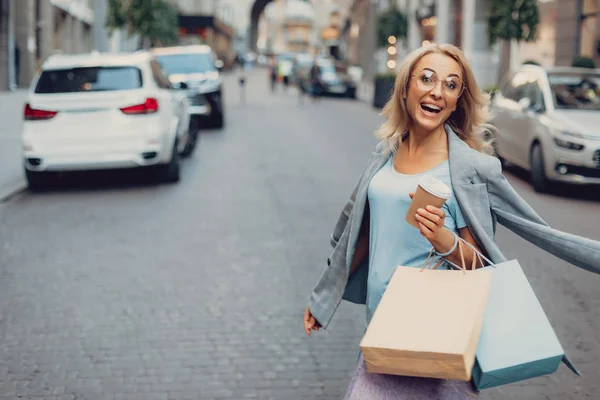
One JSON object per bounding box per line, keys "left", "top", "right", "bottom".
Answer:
{"left": 0, "top": 90, "right": 28, "bottom": 200}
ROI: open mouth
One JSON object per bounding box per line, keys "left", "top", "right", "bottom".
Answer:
{"left": 421, "top": 103, "right": 442, "bottom": 114}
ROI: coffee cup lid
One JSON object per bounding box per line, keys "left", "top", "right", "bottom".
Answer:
{"left": 418, "top": 175, "right": 451, "bottom": 199}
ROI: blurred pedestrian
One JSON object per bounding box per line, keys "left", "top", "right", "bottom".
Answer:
{"left": 303, "top": 43, "right": 600, "bottom": 388}
{"left": 269, "top": 56, "right": 278, "bottom": 93}
{"left": 309, "top": 62, "right": 321, "bottom": 101}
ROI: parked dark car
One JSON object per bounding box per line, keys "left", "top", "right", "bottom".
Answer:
{"left": 153, "top": 45, "right": 225, "bottom": 129}
{"left": 299, "top": 58, "right": 356, "bottom": 99}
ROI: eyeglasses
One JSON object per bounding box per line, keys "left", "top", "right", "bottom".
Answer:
{"left": 411, "top": 69, "right": 465, "bottom": 99}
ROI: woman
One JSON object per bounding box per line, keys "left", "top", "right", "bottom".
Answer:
{"left": 269, "top": 56, "right": 278, "bottom": 92}
{"left": 303, "top": 43, "right": 600, "bottom": 337}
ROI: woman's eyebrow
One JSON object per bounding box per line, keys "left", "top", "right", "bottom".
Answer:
{"left": 422, "top": 67, "right": 460, "bottom": 79}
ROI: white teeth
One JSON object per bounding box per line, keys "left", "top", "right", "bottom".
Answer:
{"left": 422, "top": 103, "right": 441, "bottom": 110}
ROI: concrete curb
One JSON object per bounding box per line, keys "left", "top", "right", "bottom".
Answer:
{"left": 0, "top": 179, "right": 28, "bottom": 202}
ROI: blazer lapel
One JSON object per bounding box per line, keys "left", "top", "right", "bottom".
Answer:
{"left": 446, "top": 125, "right": 496, "bottom": 241}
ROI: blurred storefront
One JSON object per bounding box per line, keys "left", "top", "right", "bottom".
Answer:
{"left": 321, "top": 6, "right": 342, "bottom": 58}
{"left": 168, "top": 0, "right": 235, "bottom": 67}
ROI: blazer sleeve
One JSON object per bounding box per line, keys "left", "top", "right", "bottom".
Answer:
{"left": 486, "top": 157, "right": 600, "bottom": 275}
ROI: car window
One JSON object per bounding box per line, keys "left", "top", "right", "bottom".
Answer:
{"left": 505, "top": 71, "right": 533, "bottom": 102}
{"left": 150, "top": 60, "right": 171, "bottom": 89}
{"left": 548, "top": 72, "right": 600, "bottom": 110}
{"left": 526, "top": 79, "right": 546, "bottom": 112}
{"left": 319, "top": 64, "right": 336, "bottom": 75}
{"left": 499, "top": 73, "right": 514, "bottom": 98}
{"left": 34, "top": 66, "right": 142, "bottom": 93}
{"left": 155, "top": 52, "right": 215, "bottom": 75}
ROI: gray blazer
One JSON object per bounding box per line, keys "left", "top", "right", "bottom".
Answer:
{"left": 308, "top": 125, "right": 600, "bottom": 330}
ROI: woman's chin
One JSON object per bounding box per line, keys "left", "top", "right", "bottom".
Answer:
{"left": 414, "top": 117, "right": 444, "bottom": 132}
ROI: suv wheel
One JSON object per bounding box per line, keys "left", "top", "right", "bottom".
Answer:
{"left": 157, "top": 140, "right": 180, "bottom": 183}
{"left": 181, "top": 118, "right": 199, "bottom": 158}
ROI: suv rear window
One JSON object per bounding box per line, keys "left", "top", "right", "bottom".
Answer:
{"left": 156, "top": 53, "right": 215, "bottom": 75}
{"left": 34, "top": 66, "right": 143, "bottom": 94}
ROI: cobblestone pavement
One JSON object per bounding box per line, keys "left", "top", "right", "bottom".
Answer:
{"left": 0, "top": 69, "right": 599, "bottom": 400}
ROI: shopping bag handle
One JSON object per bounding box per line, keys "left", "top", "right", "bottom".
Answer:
{"left": 421, "top": 247, "right": 452, "bottom": 271}
{"left": 422, "top": 233, "right": 495, "bottom": 272}
{"left": 421, "top": 240, "right": 473, "bottom": 272}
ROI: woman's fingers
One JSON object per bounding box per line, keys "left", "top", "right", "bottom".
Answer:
{"left": 418, "top": 222, "right": 434, "bottom": 237}
{"left": 417, "top": 208, "right": 444, "bottom": 226}
{"left": 304, "top": 307, "right": 312, "bottom": 335}
{"left": 425, "top": 205, "right": 446, "bottom": 219}
{"left": 415, "top": 215, "right": 436, "bottom": 233}
{"left": 304, "top": 307, "right": 322, "bottom": 335}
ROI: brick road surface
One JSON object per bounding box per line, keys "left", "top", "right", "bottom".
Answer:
{"left": 0, "top": 68, "right": 599, "bottom": 400}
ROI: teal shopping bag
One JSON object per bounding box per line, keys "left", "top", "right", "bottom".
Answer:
{"left": 472, "top": 259, "right": 580, "bottom": 390}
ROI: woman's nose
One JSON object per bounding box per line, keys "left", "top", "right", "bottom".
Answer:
{"left": 430, "top": 82, "right": 443, "bottom": 98}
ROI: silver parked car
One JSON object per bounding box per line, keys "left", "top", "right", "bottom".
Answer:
{"left": 490, "top": 65, "right": 600, "bottom": 192}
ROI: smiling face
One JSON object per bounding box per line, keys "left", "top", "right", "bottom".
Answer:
{"left": 405, "top": 53, "right": 464, "bottom": 133}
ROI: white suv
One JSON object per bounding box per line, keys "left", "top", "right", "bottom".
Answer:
{"left": 22, "top": 51, "right": 191, "bottom": 189}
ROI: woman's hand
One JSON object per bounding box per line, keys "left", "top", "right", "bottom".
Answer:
{"left": 409, "top": 192, "right": 446, "bottom": 241}
{"left": 304, "top": 307, "right": 322, "bottom": 335}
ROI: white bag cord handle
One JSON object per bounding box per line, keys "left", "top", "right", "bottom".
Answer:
{"left": 421, "top": 233, "right": 495, "bottom": 272}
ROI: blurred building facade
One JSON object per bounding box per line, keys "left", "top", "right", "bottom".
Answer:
{"left": 554, "top": 0, "right": 600, "bottom": 67}
{"left": 92, "top": 0, "right": 138, "bottom": 54}
{"left": 314, "top": 0, "right": 344, "bottom": 58}
{"left": 257, "top": 0, "right": 315, "bottom": 55}
{"left": 516, "top": 0, "right": 557, "bottom": 68}
{"left": 168, "top": 0, "right": 235, "bottom": 65}
{"left": 0, "top": 0, "right": 109, "bottom": 90}
{"left": 337, "top": 0, "right": 499, "bottom": 89}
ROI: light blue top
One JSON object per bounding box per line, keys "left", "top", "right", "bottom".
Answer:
{"left": 366, "top": 155, "right": 466, "bottom": 324}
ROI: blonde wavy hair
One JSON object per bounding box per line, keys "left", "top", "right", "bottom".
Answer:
{"left": 375, "top": 43, "right": 493, "bottom": 155}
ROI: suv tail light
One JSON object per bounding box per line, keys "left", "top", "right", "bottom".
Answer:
{"left": 120, "top": 98, "right": 159, "bottom": 115}
{"left": 24, "top": 103, "right": 57, "bottom": 120}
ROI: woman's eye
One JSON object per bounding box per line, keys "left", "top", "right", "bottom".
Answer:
{"left": 421, "top": 75, "right": 432, "bottom": 83}
{"left": 446, "top": 82, "right": 457, "bottom": 90}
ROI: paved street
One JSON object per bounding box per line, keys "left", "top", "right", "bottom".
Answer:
{"left": 0, "top": 69, "right": 599, "bottom": 400}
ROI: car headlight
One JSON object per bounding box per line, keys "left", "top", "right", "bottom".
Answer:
{"left": 554, "top": 133, "right": 585, "bottom": 151}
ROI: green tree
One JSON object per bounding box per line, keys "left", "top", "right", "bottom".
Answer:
{"left": 488, "top": 0, "right": 539, "bottom": 79}
{"left": 376, "top": 8, "right": 408, "bottom": 48}
{"left": 106, "top": 0, "right": 179, "bottom": 49}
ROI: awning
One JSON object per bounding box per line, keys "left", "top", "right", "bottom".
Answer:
{"left": 178, "top": 15, "right": 234, "bottom": 39}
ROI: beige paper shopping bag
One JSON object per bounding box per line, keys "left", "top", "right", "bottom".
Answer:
{"left": 360, "top": 245, "right": 492, "bottom": 381}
